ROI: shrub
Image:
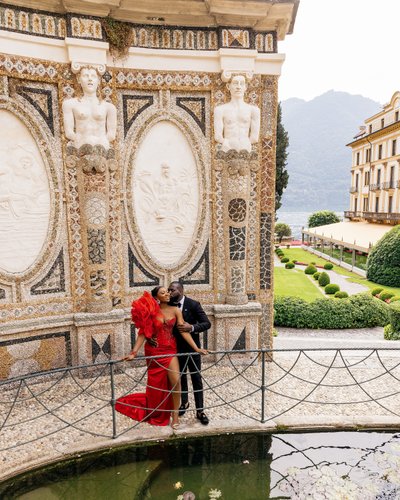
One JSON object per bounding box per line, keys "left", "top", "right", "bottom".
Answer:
{"left": 324, "top": 263, "right": 334, "bottom": 270}
{"left": 285, "top": 262, "right": 295, "bottom": 269}
{"left": 371, "top": 287, "right": 384, "bottom": 296}
{"left": 305, "top": 265, "right": 317, "bottom": 275}
{"left": 390, "top": 296, "right": 400, "bottom": 303}
{"left": 276, "top": 249, "right": 284, "bottom": 256}
{"left": 384, "top": 324, "right": 400, "bottom": 340}
{"left": 292, "top": 259, "right": 297, "bottom": 264}
{"left": 366, "top": 225, "right": 400, "bottom": 286}
{"left": 379, "top": 291, "right": 395, "bottom": 302}
{"left": 335, "top": 291, "right": 349, "bottom": 298}
{"left": 325, "top": 284, "right": 340, "bottom": 294}
{"left": 318, "top": 272, "right": 330, "bottom": 287}
{"left": 308, "top": 210, "right": 341, "bottom": 228}
{"left": 274, "top": 292, "right": 389, "bottom": 329}
{"left": 313, "top": 272, "right": 321, "bottom": 280}
{"left": 310, "top": 261, "right": 316, "bottom": 265}
{"left": 281, "top": 257, "right": 289, "bottom": 263}
{"left": 389, "top": 301, "right": 400, "bottom": 332}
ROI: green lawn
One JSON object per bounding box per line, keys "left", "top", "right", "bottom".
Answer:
{"left": 274, "top": 247, "right": 400, "bottom": 297}
{"left": 274, "top": 267, "right": 324, "bottom": 302}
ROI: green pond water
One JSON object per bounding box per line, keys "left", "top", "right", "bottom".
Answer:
{"left": 2, "top": 431, "right": 400, "bottom": 499}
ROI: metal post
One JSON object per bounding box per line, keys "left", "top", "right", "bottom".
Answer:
{"left": 261, "top": 350, "right": 266, "bottom": 423}
{"left": 110, "top": 362, "right": 117, "bottom": 439}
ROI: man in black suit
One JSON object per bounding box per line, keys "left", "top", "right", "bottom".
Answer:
{"left": 168, "top": 281, "right": 211, "bottom": 425}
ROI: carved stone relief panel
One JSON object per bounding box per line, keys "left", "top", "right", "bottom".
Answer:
{"left": 132, "top": 120, "right": 200, "bottom": 268}
{"left": 0, "top": 109, "right": 51, "bottom": 274}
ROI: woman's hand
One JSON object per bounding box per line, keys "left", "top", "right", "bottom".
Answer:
{"left": 196, "top": 348, "right": 209, "bottom": 355}
{"left": 122, "top": 351, "right": 137, "bottom": 361}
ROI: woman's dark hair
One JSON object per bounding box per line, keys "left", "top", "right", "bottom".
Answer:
{"left": 151, "top": 286, "right": 163, "bottom": 298}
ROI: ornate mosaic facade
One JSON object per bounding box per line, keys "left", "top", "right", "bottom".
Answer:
{"left": 0, "top": 4, "right": 279, "bottom": 376}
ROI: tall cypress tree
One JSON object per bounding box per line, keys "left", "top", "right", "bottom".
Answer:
{"left": 275, "top": 102, "right": 289, "bottom": 212}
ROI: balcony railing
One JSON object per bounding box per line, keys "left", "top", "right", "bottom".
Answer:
{"left": 382, "top": 181, "right": 396, "bottom": 190}
{"left": 362, "top": 212, "right": 400, "bottom": 222}
{"left": 344, "top": 211, "right": 362, "bottom": 219}
{"left": 369, "top": 183, "right": 381, "bottom": 191}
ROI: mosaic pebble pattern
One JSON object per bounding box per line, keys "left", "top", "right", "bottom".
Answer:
{"left": 229, "top": 226, "right": 246, "bottom": 261}
{"left": 30, "top": 250, "right": 65, "bottom": 295}
{"left": 228, "top": 198, "right": 247, "bottom": 222}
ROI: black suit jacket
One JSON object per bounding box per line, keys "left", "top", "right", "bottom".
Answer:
{"left": 174, "top": 296, "right": 211, "bottom": 353}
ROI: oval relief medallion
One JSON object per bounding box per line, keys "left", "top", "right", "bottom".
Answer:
{"left": 0, "top": 110, "right": 51, "bottom": 273}
{"left": 132, "top": 120, "right": 199, "bottom": 267}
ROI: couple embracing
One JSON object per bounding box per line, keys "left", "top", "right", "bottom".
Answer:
{"left": 116, "top": 282, "right": 211, "bottom": 429}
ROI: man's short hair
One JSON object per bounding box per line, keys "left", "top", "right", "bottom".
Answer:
{"left": 169, "top": 281, "right": 183, "bottom": 291}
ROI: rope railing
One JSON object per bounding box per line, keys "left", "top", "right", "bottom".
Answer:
{"left": 1, "top": 347, "right": 400, "bottom": 458}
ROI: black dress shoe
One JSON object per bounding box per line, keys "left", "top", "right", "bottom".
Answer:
{"left": 179, "top": 401, "right": 189, "bottom": 416}
{"left": 196, "top": 411, "right": 209, "bottom": 425}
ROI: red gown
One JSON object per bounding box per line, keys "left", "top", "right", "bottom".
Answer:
{"left": 115, "top": 292, "right": 177, "bottom": 426}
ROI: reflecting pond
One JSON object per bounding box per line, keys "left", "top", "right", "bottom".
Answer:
{"left": 2, "top": 431, "right": 400, "bottom": 499}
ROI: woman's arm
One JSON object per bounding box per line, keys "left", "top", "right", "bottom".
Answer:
{"left": 175, "top": 309, "right": 208, "bottom": 355}
{"left": 122, "top": 331, "right": 145, "bottom": 361}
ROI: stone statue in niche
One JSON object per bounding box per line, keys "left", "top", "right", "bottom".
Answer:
{"left": 63, "top": 66, "right": 116, "bottom": 150}
{"left": 214, "top": 74, "right": 260, "bottom": 153}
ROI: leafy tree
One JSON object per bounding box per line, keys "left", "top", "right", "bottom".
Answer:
{"left": 275, "top": 222, "right": 291, "bottom": 243}
{"left": 275, "top": 103, "right": 289, "bottom": 212}
{"left": 308, "top": 210, "right": 340, "bottom": 228}
{"left": 366, "top": 225, "right": 400, "bottom": 286}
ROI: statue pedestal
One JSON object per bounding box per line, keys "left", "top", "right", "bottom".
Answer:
{"left": 212, "top": 302, "right": 261, "bottom": 365}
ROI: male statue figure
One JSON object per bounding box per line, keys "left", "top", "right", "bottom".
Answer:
{"left": 214, "top": 74, "right": 260, "bottom": 153}
{"left": 62, "top": 66, "right": 117, "bottom": 150}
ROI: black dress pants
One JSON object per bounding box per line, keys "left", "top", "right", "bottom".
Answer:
{"left": 178, "top": 352, "right": 203, "bottom": 411}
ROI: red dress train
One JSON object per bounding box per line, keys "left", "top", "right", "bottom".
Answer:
{"left": 115, "top": 292, "right": 177, "bottom": 426}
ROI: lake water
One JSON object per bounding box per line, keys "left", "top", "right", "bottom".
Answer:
{"left": 277, "top": 210, "right": 343, "bottom": 239}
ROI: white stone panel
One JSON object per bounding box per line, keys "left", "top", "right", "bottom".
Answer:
{"left": 132, "top": 120, "right": 199, "bottom": 267}
{"left": 0, "top": 110, "right": 51, "bottom": 273}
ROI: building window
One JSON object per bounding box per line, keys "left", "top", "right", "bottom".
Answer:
{"left": 369, "top": 124, "right": 372, "bottom": 133}
{"left": 355, "top": 173, "right": 359, "bottom": 189}
{"left": 363, "top": 197, "right": 369, "bottom": 211}
{"left": 378, "top": 144, "right": 383, "bottom": 160}
{"left": 354, "top": 197, "right": 358, "bottom": 211}
{"left": 390, "top": 165, "right": 395, "bottom": 187}
{"left": 356, "top": 152, "right": 360, "bottom": 166}
{"left": 377, "top": 169, "right": 381, "bottom": 185}
{"left": 366, "top": 148, "right": 371, "bottom": 162}
{"left": 396, "top": 111, "right": 399, "bottom": 121}
{"left": 392, "top": 139, "right": 397, "bottom": 156}
{"left": 364, "top": 171, "right": 370, "bottom": 185}
{"left": 381, "top": 118, "right": 385, "bottom": 128}
{"left": 375, "top": 196, "right": 379, "bottom": 212}
{"left": 388, "top": 196, "right": 393, "bottom": 213}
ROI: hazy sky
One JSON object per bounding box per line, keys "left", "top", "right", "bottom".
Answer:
{"left": 278, "top": 0, "right": 400, "bottom": 104}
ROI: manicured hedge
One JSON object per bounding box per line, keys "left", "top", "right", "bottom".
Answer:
{"left": 335, "top": 291, "right": 349, "bottom": 299}
{"left": 325, "top": 284, "right": 340, "bottom": 294}
{"left": 285, "top": 262, "right": 295, "bottom": 269}
{"left": 367, "top": 225, "right": 400, "bottom": 286}
{"left": 324, "top": 263, "right": 334, "bottom": 270}
{"left": 281, "top": 257, "right": 289, "bottom": 263}
{"left": 274, "top": 292, "right": 390, "bottom": 329}
{"left": 371, "top": 287, "right": 384, "bottom": 296}
{"left": 384, "top": 302, "right": 400, "bottom": 340}
{"left": 305, "top": 265, "right": 317, "bottom": 275}
{"left": 313, "top": 272, "right": 321, "bottom": 280}
{"left": 379, "top": 291, "right": 395, "bottom": 302}
{"left": 318, "top": 272, "right": 330, "bottom": 287}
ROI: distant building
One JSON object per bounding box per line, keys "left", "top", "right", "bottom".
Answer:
{"left": 301, "top": 93, "right": 400, "bottom": 274}
{"left": 346, "top": 91, "right": 400, "bottom": 223}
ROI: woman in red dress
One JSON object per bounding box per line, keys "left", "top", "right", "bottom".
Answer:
{"left": 116, "top": 286, "right": 208, "bottom": 428}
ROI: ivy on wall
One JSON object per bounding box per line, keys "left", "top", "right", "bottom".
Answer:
{"left": 101, "top": 17, "right": 134, "bottom": 60}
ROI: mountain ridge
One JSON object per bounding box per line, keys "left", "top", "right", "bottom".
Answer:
{"left": 279, "top": 90, "right": 381, "bottom": 212}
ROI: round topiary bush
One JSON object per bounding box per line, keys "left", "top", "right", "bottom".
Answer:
{"left": 371, "top": 287, "right": 384, "bottom": 296}
{"left": 318, "top": 272, "right": 330, "bottom": 287}
{"left": 285, "top": 262, "right": 295, "bottom": 269}
{"left": 324, "top": 262, "right": 334, "bottom": 270}
{"left": 367, "top": 225, "right": 400, "bottom": 286}
{"left": 310, "top": 261, "right": 316, "bottom": 265}
{"left": 305, "top": 265, "right": 317, "bottom": 275}
{"left": 380, "top": 291, "right": 395, "bottom": 302}
{"left": 335, "top": 291, "right": 349, "bottom": 298}
{"left": 281, "top": 257, "right": 289, "bottom": 263}
{"left": 390, "top": 296, "right": 400, "bottom": 303}
{"left": 313, "top": 272, "right": 321, "bottom": 280}
{"left": 325, "top": 284, "right": 340, "bottom": 294}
